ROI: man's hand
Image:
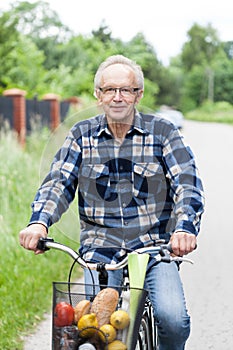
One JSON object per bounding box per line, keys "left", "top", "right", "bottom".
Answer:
{"left": 19, "top": 223, "right": 48, "bottom": 255}
{"left": 170, "top": 231, "right": 196, "bottom": 256}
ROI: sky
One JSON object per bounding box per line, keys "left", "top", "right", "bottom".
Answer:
{"left": 1, "top": 0, "right": 232, "bottom": 65}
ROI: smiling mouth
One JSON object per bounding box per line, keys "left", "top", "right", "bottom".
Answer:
{"left": 111, "top": 105, "right": 126, "bottom": 110}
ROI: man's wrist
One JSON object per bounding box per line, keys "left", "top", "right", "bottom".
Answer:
{"left": 27, "top": 222, "right": 48, "bottom": 233}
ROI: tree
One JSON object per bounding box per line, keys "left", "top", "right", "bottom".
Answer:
{"left": 92, "top": 20, "right": 112, "bottom": 43}
{"left": 9, "top": 1, "right": 72, "bottom": 69}
{"left": 0, "top": 11, "right": 19, "bottom": 91}
{"left": 4, "top": 35, "right": 47, "bottom": 97}
{"left": 122, "top": 33, "right": 162, "bottom": 108}
{"left": 157, "top": 64, "right": 184, "bottom": 108}
{"left": 179, "top": 23, "right": 233, "bottom": 108}
{"left": 181, "top": 65, "right": 208, "bottom": 110}
{"left": 11, "top": 1, "right": 71, "bottom": 41}
{"left": 223, "top": 41, "right": 233, "bottom": 60}
{"left": 2, "top": 1, "right": 232, "bottom": 109}
{"left": 181, "top": 23, "right": 221, "bottom": 71}
{"left": 213, "top": 56, "right": 233, "bottom": 103}
{"left": 0, "top": 2, "right": 161, "bottom": 107}
{"left": 124, "top": 33, "right": 161, "bottom": 80}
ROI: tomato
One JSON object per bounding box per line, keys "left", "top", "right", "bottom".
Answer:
{"left": 54, "top": 301, "right": 74, "bottom": 327}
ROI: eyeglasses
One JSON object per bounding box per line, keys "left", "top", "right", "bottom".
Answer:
{"left": 99, "top": 87, "right": 140, "bottom": 98}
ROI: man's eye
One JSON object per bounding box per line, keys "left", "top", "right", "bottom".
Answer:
{"left": 105, "top": 88, "right": 115, "bottom": 93}
{"left": 121, "top": 88, "right": 130, "bottom": 93}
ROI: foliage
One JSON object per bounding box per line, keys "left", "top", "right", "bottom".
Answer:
{"left": 185, "top": 100, "right": 233, "bottom": 124}
{"left": 213, "top": 56, "right": 233, "bottom": 103}
{"left": 181, "top": 23, "right": 222, "bottom": 71}
{"left": 3, "top": 35, "right": 47, "bottom": 96}
{"left": 0, "top": 128, "right": 82, "bottom": 349}
{"left": 0, "top": 10, "right": 19, "bottom": 91}
{"left": 179, "top": 51, "right": 233, "bottom": 112}
{"left": 223, "top": 40, "right": 233, "bottom": 59}
{"left": 12, "top": 0, "right": 72, "bottom": 41}
{"left": 92, "top": 20, "right": 112, "bottom": 43}
{"left": 0, "top": 1, "right": 162, "bottom": 107}
{"left": 139, "top": 78, "right": 159, "bottom": 111}
{"left": 181, "top": 65, "right": 206, "bottom": 111}
{"left": 157, "top": 62, "right": 184, "bottom": 108}
{"left": 177, "top": 23, "right": 233, "bottom": 110}
{"left": 0, "top": 1, "right": 233, "bottom": 111}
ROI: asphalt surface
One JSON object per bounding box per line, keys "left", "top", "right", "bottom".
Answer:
{"left": 23, "top": 120, "right": 233, "bottom": 349}
{"left": 180, "top": 121, "right": 233, "bottom": 349}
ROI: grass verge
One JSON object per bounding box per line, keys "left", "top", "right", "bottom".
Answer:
{"left": 0, "top": 128, "right": 82, "bottom": 350}
{"left": 185, "top": 101, "right": 233, "bottom": 124}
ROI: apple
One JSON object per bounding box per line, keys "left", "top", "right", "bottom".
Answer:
{"left": 54, "top": 301, "right": 74, "bottom": 327}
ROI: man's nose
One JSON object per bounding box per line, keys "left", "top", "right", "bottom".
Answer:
{"left": 113, "top": 89, "right": 122, "bottom": 100}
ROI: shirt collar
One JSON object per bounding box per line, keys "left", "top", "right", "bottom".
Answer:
{"left": 94, "top": 111, "right": 149, "bottom": 138}
{"left": 133, "top": 111, "right": 149, "bottom": 135}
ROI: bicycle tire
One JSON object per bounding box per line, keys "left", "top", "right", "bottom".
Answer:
{"left": 136, "top": 313, "right": 153, "bottom": 350}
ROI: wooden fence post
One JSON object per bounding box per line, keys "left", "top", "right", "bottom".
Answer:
{"left": 3, "top": 88, "right": 26, "bottom": 146}
{"left": 43, "top": 93, "right": 60, "bottom": 131}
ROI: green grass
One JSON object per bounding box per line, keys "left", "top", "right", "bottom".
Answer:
{"left": 185, "top": 101, "right": 233, "bottom": 124}
{"left": 0, "top": 128, "right": 82, "bottom": 350}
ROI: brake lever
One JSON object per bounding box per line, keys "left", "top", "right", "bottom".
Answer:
{"left": 160, "top": 243, "right": 194, "bottom": 264}
{"left": 153, "top": 251, "right": 194, "bottom": 265}
{"left": 153, "top": 251, "right": 172, "bottom": 264}
{"left": 172, "top": 256, "right": 194, "bottom": 264}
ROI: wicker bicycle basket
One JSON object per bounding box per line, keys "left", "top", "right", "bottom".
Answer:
{"left": 52, "top": 282, "right": 147, "bottom": 350}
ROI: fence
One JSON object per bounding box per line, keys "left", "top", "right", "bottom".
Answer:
{"left": 0, "top": 89, "right": 76, "bottom": 146}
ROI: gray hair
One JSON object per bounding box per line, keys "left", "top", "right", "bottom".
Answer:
{"left": 94, "top": 55, "right": 144, "bottom": 90}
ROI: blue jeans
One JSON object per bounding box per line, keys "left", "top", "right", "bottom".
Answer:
{"left": 145, "top": 262, "right": 190, "bottom": 349}
{"left": 84, "top": 262, "right": 190, "bottom": 350}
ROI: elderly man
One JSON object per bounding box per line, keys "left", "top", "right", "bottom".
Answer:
{"left": 19, "top": 55, "right": 204, "bottom": 350}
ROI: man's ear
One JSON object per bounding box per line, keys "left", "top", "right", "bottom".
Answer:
{"left": 135, "top": 90, "right": 144, "bottom": 104}
{"left": 94, "top": 89, "right": 103, "bottom": 106}
{"left": 94, "top": 89, "right": 101, "bottom": 99}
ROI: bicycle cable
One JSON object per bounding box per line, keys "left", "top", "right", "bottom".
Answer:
{"left": 67, "top": 256, "right": 97, "bottom": 304}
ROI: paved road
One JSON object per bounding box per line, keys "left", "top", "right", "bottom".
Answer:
{"left": 23, "top": 120, "right": 233, "bottom": 349}
{"left": 180, "top": 121, "right": 233, "bottom": 349}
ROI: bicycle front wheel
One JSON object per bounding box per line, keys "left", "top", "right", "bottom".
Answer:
{"left": 136, "top": 313, "right": 153, "bottom": 350}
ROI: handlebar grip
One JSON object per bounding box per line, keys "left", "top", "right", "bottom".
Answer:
{"left": 166, "top": 243, "right": 173, "bottom": 253}
{"left": 37, "top": 237, "right": 54, "bottom": 251}
{"left": 160, "top": 243, "right": 173, "bottom": 254}
{"left": 162, "top": 243, "right": 197, "bottom": 254}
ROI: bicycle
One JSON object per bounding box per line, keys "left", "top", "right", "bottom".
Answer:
{"left": 37, "top": 238, "right": 193, "bottom": 350}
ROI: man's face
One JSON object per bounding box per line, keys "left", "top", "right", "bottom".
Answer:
{"left": 95, "top": 64, "right": 143, "bottom": 124}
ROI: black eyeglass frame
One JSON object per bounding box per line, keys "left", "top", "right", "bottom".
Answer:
{"left": 98, "top": 87, "right": 141, "bottom": 96}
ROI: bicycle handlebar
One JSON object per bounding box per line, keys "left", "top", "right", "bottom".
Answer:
{"left": 37, "top": 237, "right": 194, "bottom": 269}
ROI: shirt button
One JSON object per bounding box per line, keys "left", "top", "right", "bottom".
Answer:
{"left": 124, "top": 221, "right": 128, "bottom": 226}
{"left": 122, "top": 202, "right": 126, "bottom": 208}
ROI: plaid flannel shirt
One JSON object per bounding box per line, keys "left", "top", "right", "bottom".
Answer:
{"left": 30, "top": 112, "right": 204, "bottom": 263}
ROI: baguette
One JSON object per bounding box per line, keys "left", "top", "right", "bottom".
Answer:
{"left": 91, "top": 288, "right": 119, "bottom": 326}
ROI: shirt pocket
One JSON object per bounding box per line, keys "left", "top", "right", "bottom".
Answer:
{"left": 79, "top": 164, "right": 111, "bottom": 201}
{"left": 133, "top": 162, "right": 166, "bottom": 199}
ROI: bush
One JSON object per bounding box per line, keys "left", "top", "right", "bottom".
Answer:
{"left": 185, "top": 101, "right": 233, "bottom": 124}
